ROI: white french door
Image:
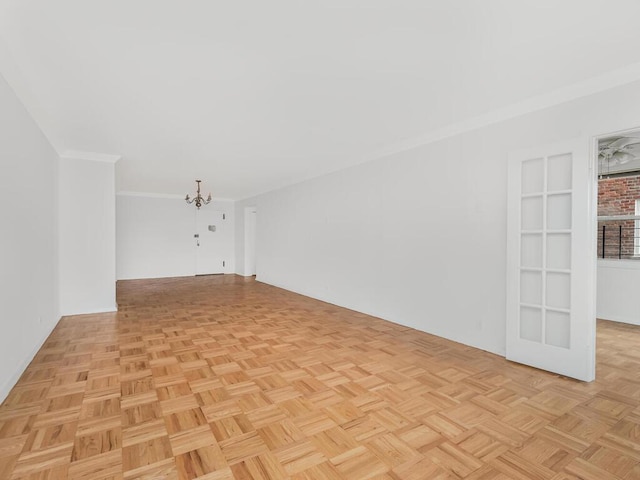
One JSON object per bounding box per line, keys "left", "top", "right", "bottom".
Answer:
{"left": 506, "top": 138, "right": 596, "bottom": 381}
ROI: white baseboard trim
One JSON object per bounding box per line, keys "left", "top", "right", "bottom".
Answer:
{"left": 59, "top": 306, "right": 118, "bottom": 316}
{"left": 598, "top": 314, "right": 640, "bottom": 326}
{"left": 117, "top": 273, "right": 195, "bottom": 281}
{"left": 0, "top": 316, "right": 62, "bottom": 404}
{"left": 235, "top": 272, "right": 256, "bottom": 277}
{"left": 255, "top": 275, "right": 504, "bottom": 357}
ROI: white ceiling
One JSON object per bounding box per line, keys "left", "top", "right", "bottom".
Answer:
{"left": 3, "top": 0, "right": 640, "bottom": 199}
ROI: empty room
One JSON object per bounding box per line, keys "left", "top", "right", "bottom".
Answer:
{"left": 2, "top": 1, "right": 640, "bottom": 479}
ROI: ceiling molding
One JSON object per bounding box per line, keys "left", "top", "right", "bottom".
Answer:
{"left": 60, "top": 150, "right": 121, "bottom": 163}
{"left": 366, "top": 61, "right": 640, "bottom": 163}
{"left": 233, "top": 63, "right": 640, "bottom": 202}
{"left": 7, "top": 2, "right": 640, "bottom": 199}
{"left": 117, "top": 191, "right": 234, "bottom": 202}
{"left": 117, "top": 191, "right": 184, "bottom": 199}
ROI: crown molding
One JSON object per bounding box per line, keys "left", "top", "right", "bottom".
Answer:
{"left": 237, "top": 62, "right": 640, "bottom": 203}
{"left": 117, "top": 191, "right": 235, "bottom": 202}
{"left": 117, "top": 191, "right": 184, "bottom": 199}
{"left": 365, "top": 61, "right": 640, "bottom": 162}
{"left": 60, "top": 150, "right": 121, "bottom": 163}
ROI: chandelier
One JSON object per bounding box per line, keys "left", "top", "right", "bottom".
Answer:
{"left": 185, "top": 180, "right": 211, "bottom": 209}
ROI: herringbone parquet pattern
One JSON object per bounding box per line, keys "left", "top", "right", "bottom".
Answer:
{"left": 1, "top": 275, "right": 639, "bottom": 479}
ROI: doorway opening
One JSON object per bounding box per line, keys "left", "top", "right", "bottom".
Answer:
{"left": 244, "top": 207, "right": 257, "bottom": 277}
{"left": 595, "top": 129, "right": 640, "bottom": 334}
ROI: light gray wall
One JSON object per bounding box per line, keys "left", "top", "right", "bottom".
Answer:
{"left": 117, "top": 195, "right": 235, "bottom": 280}
{"left": 0, "top": 73, "right": 59, "bottom": 401}
{"left": 597, "top": 260, "right": 640, "bottom": 325}
{"left": 59, "top": 156, "right": 116, "bottom": 315}
{"left": 235, "top": 80, "right": 640, "bottom": 356}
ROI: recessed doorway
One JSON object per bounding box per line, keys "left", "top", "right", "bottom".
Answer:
{"left": 244, "top": 206, "right": 257, "bottom": 277}
{"left": 596, "top": 130, "right": 640, "bottom": 327}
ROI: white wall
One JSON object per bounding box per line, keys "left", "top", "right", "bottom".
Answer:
{"left": 236, "top": 80, "right": 640, "bottom": 357}
{"left": 597, "top": 259, "right": 640, "bottom": 325}
{"left": 0, "top": 73, "right": 59, "bottom": 401}
{"left": 117, "top": 195, "right": 235, "bottom": 280}
{"left": 59, "top": 156, "right": 117, "bottom": 315}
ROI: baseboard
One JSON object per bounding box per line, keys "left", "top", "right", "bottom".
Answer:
{"left": 235, "top": 272, "right": 257, "bottom": 277}
{"left": 0, "top": 316, "right": 62, "bottom": 404}
{"left": 256, "top": 275, "right": 505, "bottom": 357}
{"left": 117, "top": 273, "right": 194, "bottom": 281}
{"left": 597, "top": 314, "right": 640, "bottom": 326}
{"left": 59, "top": 305, "right": 117, "bottom": 316}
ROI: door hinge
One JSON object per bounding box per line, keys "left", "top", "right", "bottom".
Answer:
{"left": 223, "top": 214, "right": 226, "bottom": 220}
{"left": 223, "top": 260, "right": 226, "bottom": 267}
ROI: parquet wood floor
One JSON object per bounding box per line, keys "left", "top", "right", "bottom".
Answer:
{"left": 1, "top": 275, "right": 640, "bottom": 479}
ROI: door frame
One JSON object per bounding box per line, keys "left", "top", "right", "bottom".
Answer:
{"left": 195, "top": 210, "right": 226, "bottom": 275}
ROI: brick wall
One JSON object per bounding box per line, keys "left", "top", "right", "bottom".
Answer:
{"left": 597, "top": 175, "right": 640, "bottom": 258}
